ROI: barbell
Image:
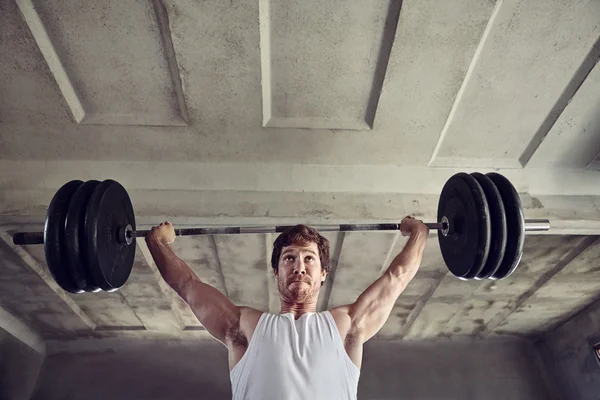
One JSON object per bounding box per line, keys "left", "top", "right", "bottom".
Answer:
{"left": 11, "top": 172, "right": 549, "bottom": 294}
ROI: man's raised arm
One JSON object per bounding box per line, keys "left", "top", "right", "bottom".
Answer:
{"left": 145, "top": 222, "right": 240, "bottom": 345}
{"left": 335, "top": 217, "right": 429, "bottom": 342}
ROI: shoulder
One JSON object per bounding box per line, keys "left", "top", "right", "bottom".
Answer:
{"left": 329, "top": 304, "right": 356, "bottom": 324}
{"left": 328, "top": 305, "right": 364, "bottom": 343}
{"left": 328, "top": 305, "right": 351, "bottom": 320}
{"left": 234, "top": 307, "right": 263, "bottom": 343}
{"left": 328, "top": 306, "right": 353, "bottom": 335}
{"left": 239, "top": 307, "right": 263, "bottom": 325}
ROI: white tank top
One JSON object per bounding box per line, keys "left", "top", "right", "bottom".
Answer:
{"left": 230, "top": 311, "right": 360, "bottom": 400}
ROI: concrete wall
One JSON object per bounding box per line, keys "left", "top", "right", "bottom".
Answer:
{"left": 0, "top": 328, "right": 44, "bottom": 400}
{"left": 32, "top": 340, "right": 231, "bottom": 400}
{"left": 539, "top": 298, "right": 600, "bottom": 400}
{"left": 359, "top": 340, "right": 553, "bottom": 400}
{"left": 31, "top": 338, "right": 552, "bottom": 400}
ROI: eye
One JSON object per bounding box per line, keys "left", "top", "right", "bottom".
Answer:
{"left": 305, "top": 256, "right": 314, "bottom": 262}
{"left": 284, "top": 255, "right": 295, "bottom": 262}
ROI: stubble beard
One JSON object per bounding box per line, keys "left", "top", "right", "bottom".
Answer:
{"left": 278, "top": 276, "right": 318, "bottom": 304}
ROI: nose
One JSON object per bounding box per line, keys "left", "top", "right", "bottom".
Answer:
{"left": 293, "top": 260, "right": 307, "bottom": 275}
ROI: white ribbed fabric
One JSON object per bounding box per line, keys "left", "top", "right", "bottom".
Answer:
{"left": 230, "top": 311, "right": 360, "bottom": 400}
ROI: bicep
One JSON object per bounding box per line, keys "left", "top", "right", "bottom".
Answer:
{"left": 349, "top": 271, "right": 407, "bottom": 341}
{"left": 182, "top": 278, "right": 241, "bottom": 344}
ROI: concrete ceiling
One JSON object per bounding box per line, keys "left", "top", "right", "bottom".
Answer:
{"left": 1, "top": 0, "right": 600, "bottom": 169}
{"left": 1, "top": 0, "right": 600, "bottom": 348}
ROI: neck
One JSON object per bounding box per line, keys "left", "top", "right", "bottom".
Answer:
{"left": 279, "top": 299, "right": 317, "bottom": 318}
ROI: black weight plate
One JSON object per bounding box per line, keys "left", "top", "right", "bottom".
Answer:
{"left": 85, "top": 180, "right": 136, "bottom": 291}
{"left": 471, "top": 173, "right": 507, "bottom": 279}
{"left": 486, "top": 173, "right": 525, "bottom": 280}
{"left": 65, "top": 180, "right": 102, "bottom": 292}
{"left": 44, "top": 180, "right": 85, "bottom": 294}
{"left": 437, "top": 173, "right": 491, "bottom": 279}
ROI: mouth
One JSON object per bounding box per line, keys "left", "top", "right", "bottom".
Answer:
{"left": 289, "top": 280, "right": 309, "bottom": 285}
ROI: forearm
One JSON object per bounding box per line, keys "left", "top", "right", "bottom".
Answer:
{"left": 387, "top": 227, "right": 428, "bottom": 281}
{"left": 145, "top": 237, "right": 196, "bottom": 295}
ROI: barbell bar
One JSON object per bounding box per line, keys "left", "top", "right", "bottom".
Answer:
{"left": 13, "top": 219, "right": 550, "bottom": 246}
{"left": 10, "top": 172, "right": 551, "bottom": 294}
{"left": 12, "top": 223, "right": 448, "bottom": 245}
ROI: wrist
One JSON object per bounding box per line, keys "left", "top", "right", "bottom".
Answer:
{"left": 145, "top": 234, "right": 168, "bottom": 248}
{"left": 411, "top": 224, "right": 429, "bottom": 236}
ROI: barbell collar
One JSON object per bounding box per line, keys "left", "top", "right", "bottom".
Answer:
{"left": 523, "top": 219, "right": 551, "bottom": 231}
{"left": 12, "top": 232, "right": 44, "bottom": 246}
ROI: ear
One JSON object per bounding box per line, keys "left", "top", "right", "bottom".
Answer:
{"left": 273, "top": 268, "right": 278, "bottom": 280}
{"left": 320, "top": 268, "right": 327, "bottom": 283}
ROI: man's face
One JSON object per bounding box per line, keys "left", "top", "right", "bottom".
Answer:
{"left": 275, "top": 242, "right": 327, "bottom": 303}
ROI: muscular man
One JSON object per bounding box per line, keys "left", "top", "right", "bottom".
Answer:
{"left": 146, "top": 216, "right": 428, "bottom": 400}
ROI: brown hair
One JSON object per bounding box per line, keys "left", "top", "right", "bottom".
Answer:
{"left": 271, "top": 225, "right": 330, "bottom": 273}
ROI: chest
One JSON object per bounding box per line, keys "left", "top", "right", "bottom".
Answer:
{"left": 231, "top": 312, "right": 363, "bottom": 370}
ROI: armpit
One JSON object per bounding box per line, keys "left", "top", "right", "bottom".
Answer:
{"left": 344, "top": 325, "right": 363, "bottom": 349}
{"left": 226, "top": 321, "right": 248, "bottom": 348}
